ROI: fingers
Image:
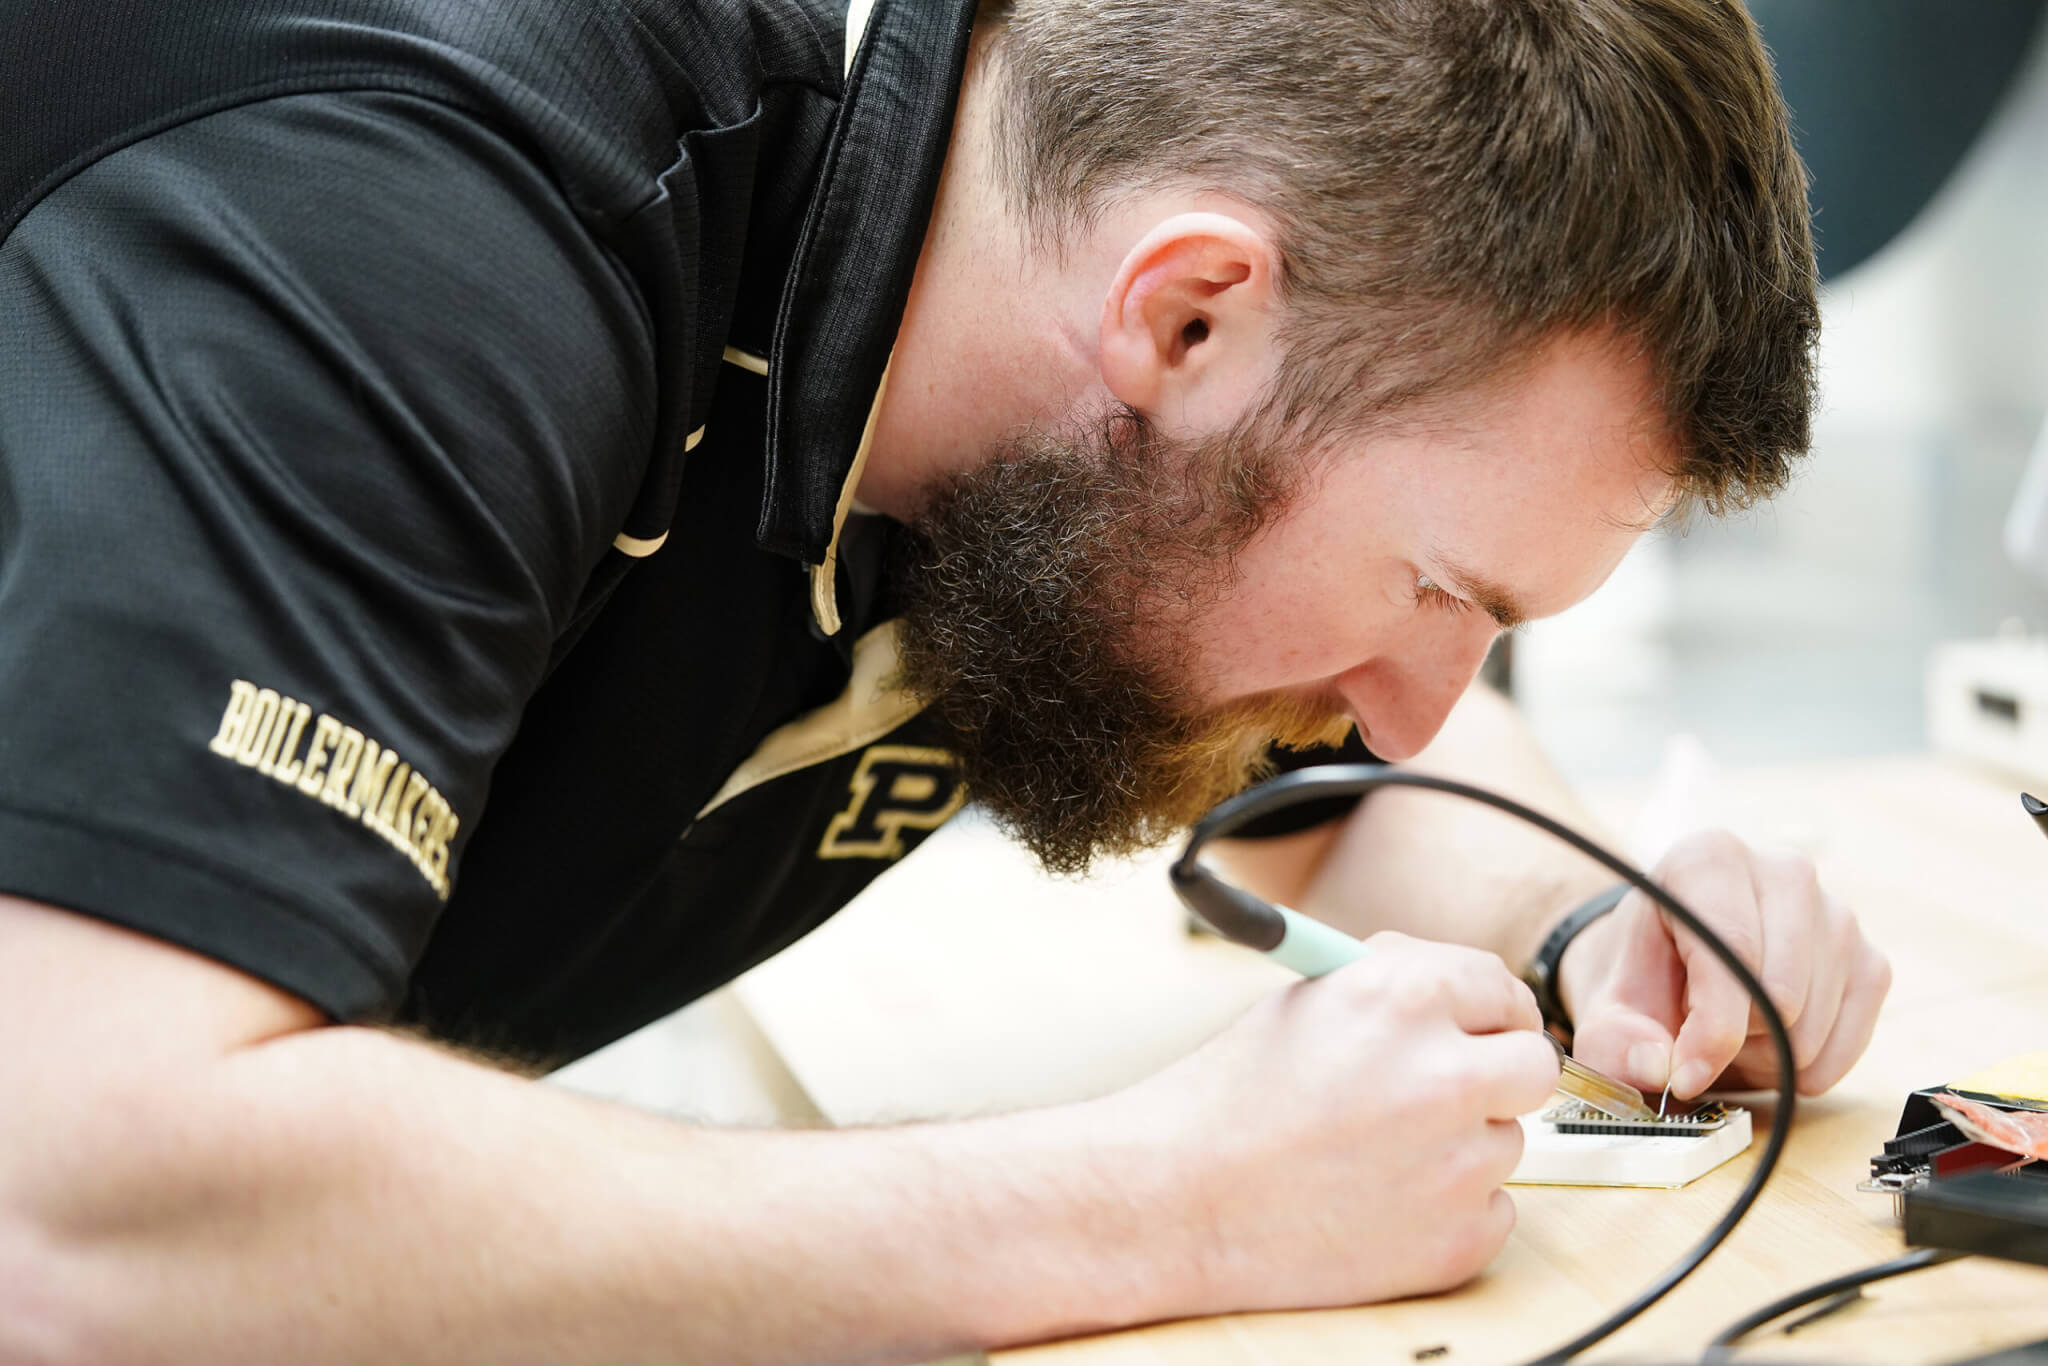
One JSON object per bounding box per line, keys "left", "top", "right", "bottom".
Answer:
{"left": 1534, "top": 827, "right": 1881, "bottom": 1109}
{"left": 1748, "top": 850, "right": 1820, "bottom": 1035}
{"left": 1557, "top": 896, "right": 1687, "bottom": 1090}
{"left": 1640, "top": 836, "right": 1882, "bottom": 1100}
{"left": 1356, "top": 933, "right": 1543, "bottom": 1036}
{"left": 1722, "top": 934, "right": 1888, "bottom": 1093}
{"left": 1408, "top": 1151, "right": 1522, "bottom": 1295}
{"left": 1158, "top": 933, "right": 1544, "bottom": 1311}
{"left": 1477, "top": 968, "right": 1545, "bottom": 1038}
{"left": 1462, "top": 1029, "right": 1563, "bottom": 1120}
{"left": 1782, "top": 894, "right": 1853, "bottom": 1073}
{"left": 1569, "top": 1001, "right": 1676, "bottom": 1094}
{"left": 1662, "top": 845, "right": 1759, "bottom": 1098}
{"left": 1663, "top": 840, "right": 1830, "bottom": 1099}
{"left": 1446, "top": 1147, "right": 1523, "bottom": 1279}
{"left": 1449, "top": 1116, "right": 1531, "bottom": 1188}
{"left": 1794, "top": 939, "right": 1891, "bottom": 1095}
{"left": 1699, "top": 854, "right": 1840, "bottom": 1087}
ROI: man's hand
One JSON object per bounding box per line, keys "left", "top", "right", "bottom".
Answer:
{"left": 1556, "top": 830, "right": 1891, "bottom": 1101}
{"left": 1111, "top": 932, "right": 1559, "bottom": 1311}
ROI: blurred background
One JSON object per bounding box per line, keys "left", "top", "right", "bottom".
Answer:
{"left": 1515, "top": 0, "right": 2048, "bottom": 785}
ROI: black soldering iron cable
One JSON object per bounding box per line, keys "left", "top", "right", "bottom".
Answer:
{"left": 1172, "top": 764, "right": 1799, "bottom": 1366}
{"left": 1704, "top": 1246, "right": 1966, "bottom": 1351}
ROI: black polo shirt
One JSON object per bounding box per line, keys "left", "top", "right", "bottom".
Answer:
{"left": 0, "top": 0, "right": 980, "bottom": 1063}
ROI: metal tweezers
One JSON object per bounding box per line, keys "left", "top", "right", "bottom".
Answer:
{"left": 1546, "top": 1033, "right": 1660, "bottom": 1121}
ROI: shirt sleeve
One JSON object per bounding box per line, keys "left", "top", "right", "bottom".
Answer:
{"left": 0, "top": 91, "right": 658, "bottom": 1019}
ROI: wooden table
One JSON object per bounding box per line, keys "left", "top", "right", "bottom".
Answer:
{"left": 737, "top": 755, "right": 2048, "bottom": 1364}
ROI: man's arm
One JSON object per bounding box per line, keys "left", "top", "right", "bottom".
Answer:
{"left": 0, "top": 894, "right": 1172, "bottom": 1364}
{"left": 0, "top": 894, "right": 1557, "bottom": 1364}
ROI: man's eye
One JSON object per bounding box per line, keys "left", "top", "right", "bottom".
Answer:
{"left": 1415, "top": 576, "right": 1472, "bottom": 615}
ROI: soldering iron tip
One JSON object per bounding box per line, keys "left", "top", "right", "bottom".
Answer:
{"left": 2020, "top": 794, "right": 2048, "bottom": 845}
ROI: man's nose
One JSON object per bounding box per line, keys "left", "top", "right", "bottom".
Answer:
{"left": 1332, "top": 627, "right": 1498, "bottom": 761}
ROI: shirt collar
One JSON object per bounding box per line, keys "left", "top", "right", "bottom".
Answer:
{"left": 756, "top": 0, "right": 977, "bottom": 633}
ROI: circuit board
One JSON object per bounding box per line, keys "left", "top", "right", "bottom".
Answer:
{"left": 1549, "top": 1098, "right": 1736, "bottom": 1138}
{"left": 1511, "top": 1100, "right": 1753, "bottom": 1189}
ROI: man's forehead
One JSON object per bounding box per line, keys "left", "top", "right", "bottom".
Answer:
{"left": 1422, "top": 462, "right": 1673, "bottom": 631}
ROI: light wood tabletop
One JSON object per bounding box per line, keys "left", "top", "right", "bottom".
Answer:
{"left": 737, "top": 755, "right": 2048, "bottom": 1365}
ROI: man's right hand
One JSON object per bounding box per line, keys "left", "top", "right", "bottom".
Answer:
{"left": 1107, "top": 932, "right": 1559, "bottom": 1312}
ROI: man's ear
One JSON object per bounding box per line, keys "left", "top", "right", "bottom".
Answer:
{"left": 1098, "top": 211, "right": 1280, "bottom": 432}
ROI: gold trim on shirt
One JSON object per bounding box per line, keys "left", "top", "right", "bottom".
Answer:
{"left": 808, "top": 359, "right": 892, "bottom": 636}
{"left": 721, "top": 0, "right": 892, "bottom": 638}
{"left": 722, "top": 345, "right": 769, "bottom": 376}
{"left": 611, "top": 530, "right": 670, "bottom": 558}
{"left": 695, "top": 618, "right": 925, "bottom": 820}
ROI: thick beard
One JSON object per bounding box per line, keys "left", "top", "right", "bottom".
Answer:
{"left": 891, "top": 407, "right": 1353, "bottom": 876}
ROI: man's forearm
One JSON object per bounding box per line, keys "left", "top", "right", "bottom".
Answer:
{"left": 1219, "top": 684, "right": 1616, "bottom": 970}
{"left": 3, "top": 1023, "right": 1189, "bottom": 1365}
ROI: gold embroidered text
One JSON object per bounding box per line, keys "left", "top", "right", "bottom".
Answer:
{"left": 206, "top": 680, "right": 461, "bottom": 899}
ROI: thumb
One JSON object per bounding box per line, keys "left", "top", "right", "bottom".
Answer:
{"left": 1568, "top": 1003, "right": 1675, "bottom": 1095}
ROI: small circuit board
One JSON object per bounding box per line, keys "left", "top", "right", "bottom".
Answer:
{"left": 1547, "top": 1098, "right": 1735, "bottom": 1138}
{"left": 1512, "top": 1100, "right": 1753, "bottom": 1189}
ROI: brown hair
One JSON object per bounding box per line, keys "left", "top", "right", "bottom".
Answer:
{"left": 981, "top": 0, "right": 1819, "bottom": 514}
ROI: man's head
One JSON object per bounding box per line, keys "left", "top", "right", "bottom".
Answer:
{"left": 977, "top": 0, "right": 1818, "bottom": 496}
{"left": 876, "top": 0, "right": 1817, "bottom": 873}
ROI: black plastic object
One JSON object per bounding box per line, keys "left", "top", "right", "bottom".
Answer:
{"left": 1906, "top": 1171, "right": 2048, "bottom": 1268}
{"left": 1747, "top": 0, "right": 2048, "bottom": 279}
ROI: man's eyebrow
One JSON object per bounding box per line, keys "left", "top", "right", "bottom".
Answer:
{"left": 1436, "top": 558, "right": 1528, "bottom": 630}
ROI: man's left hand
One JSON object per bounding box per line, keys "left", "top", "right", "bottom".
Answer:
{"left": 1555, "top": 830, "right": 1891, "bottom": 1101}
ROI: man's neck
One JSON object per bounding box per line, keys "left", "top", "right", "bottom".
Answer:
{"left": 856, "top": 31, "right": 1100, "bottom": 521}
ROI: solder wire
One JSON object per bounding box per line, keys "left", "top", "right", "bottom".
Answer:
{"left": 1171, "top": 763, "right": 1797, "bottom": 1366}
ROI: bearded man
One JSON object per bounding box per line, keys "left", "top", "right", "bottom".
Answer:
{"left": 0, "top": 0, "right": 1888, "bottom": 1359}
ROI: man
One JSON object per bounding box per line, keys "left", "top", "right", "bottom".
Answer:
{"left": 0, "top": 0, "right": 1888, "bottom": 1359}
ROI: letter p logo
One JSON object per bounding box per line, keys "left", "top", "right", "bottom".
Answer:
{"left": 818, "top": 746, "right": 966, "bottom": 860}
